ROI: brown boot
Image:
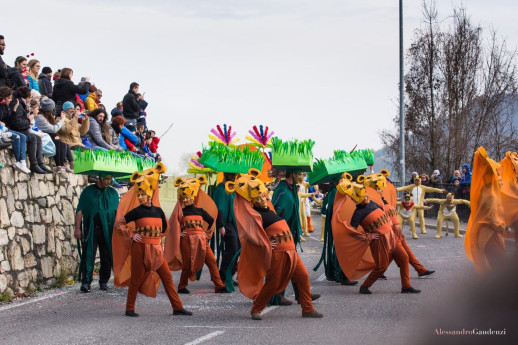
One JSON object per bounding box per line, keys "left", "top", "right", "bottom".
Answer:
{"left": 302, "top": 310, "right": 323, "bottom": 318}
{"left": 251, "top": 312, "right": 262, "bottom": 320}
{"left": 278, "top": 295, "right": 293, "bottom": 306}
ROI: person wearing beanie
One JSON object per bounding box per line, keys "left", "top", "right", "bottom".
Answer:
{"left": 38, "top": 67, "right": 53, "bottom": 98}
{"left": 57, "top": 100, "right": 90, "bottom": 149}
{"left": 62, "top": 101, "right": 74, "bottom": 112}
{"left": 431, "top": 170, "right": 443, "bottom": 187}
{"left": 35, "top": 97, "right": 74, "bottom": 175}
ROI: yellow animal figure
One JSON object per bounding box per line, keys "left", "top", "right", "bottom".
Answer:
{"left": 426, "top": 193, "right": 470, "bottom": 238}
{"left": 130, "top": 162, "right": 166, "bottom": 197}
{"left": 396, "top": 175, "right": 445, "bottom": 234}
{"left": 174, "top": 175, "right": 207, "bottom": 199}
{"left": 396, "top": 192, "right": 433, "bottom": 239}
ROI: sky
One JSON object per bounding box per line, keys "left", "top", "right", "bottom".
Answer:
{"left": 2, "top": 0, "right": 517, "bottom": 176}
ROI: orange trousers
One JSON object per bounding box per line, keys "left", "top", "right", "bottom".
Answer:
{"left": 362, "top": 236, "right": 411, "bottom": 289}
{"left": 383, "top": 235, "right": 427, "bottom": 275}
{"left": 126, "top": 242, "right": 184, "bottom": 312}
{"left": 178, "top": 238, "right": 225, "bottom": 291}
{"left": 251, "top": 251, "right": 315, "bottom": 315}
{"left": 307, "top": 217, "right": 315, "bottom": 232}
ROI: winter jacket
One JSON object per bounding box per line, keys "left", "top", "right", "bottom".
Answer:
{"left": 124, "top": 138, "right": 137, "bottom": 152}
{"left": 52, "top": 78, "right": 91, "bottom": 114}
{"left": 6, "top": 68, "right": 27, "bottom": 90}
{"left": 460, "top": 164, "right": 472, "bottom": 185}
{"left": 34, "top": 115, "right": 64, "bottom": 134}
{"left": 84, "top": 116, "right": 113, "bottom": 150}
{"left": 108, "top": 126, "right": 124, "bottom": 151}
{"left": 38, "top": 74, "right": 53, "bottom": 97}
{"left": 58, "top": 115, "right": 89, "bottom": 148}
{"left": 84, "top": 93, "right": 99, "bottom": 112}
{"left": 122, "top": 90, "right": 139, "bottom": 119}
{"left": 0, "top": 56, "right": 10, "bottom": 87}
{"left": 6, "top": 97, "right": 31, "bottom": 131}
{"left": 0, "top": 103, "right": 16, "bottom": 123}
{"left": 27, "top": 75, "right": 39, "bottom": 91}
{"left": 150, "top": 137, "right": 160, "bottom": 153}
{"left": 119, "top": 126, "right": 138, "bottom": 149}
{"left": 430, "top": 175, "right": 443, "bottom": 186}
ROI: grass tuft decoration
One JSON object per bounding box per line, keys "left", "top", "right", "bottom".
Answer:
{"left": 308, "top": 151, "right": 368, "bottom": 185}
{"left": 199, "top": 142, "right": 265, "bottom": 173}
{"left": 270, "top": 137, "right": 315, "bottom": 172}
{"left": 73, "top": 149, "right": 156, "bottom": 177}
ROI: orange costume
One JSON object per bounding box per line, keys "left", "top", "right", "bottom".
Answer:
{"left": 331, "top": 173, "right": 420, "bottom": 294}
{"left": 466, "top": 147, "right": 507, "bottom": 273}
{"left": 113, "top": 163, "right": 190, "bottom": 317}
{"left": 165, "top": 176, "right": 227, "bottom": 293}
{"left": 225, "top": 169, "right": 322, "bottom": 319}
{"left": 500, "top": 151, "right": 518, "bottom": 255}
{"left": 362, "top": 170, "right": 433, "bottom": 278}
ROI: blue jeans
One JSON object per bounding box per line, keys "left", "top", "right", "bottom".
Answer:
{"left": 8, "top": 130, "right": 27, "bottom": 162}
{"left": 124, "top": 118, "right": 137, "bottom": 125}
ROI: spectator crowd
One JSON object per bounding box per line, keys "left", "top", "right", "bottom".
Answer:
{"left": 0, "top": 35, "right": 161, "bottom": 183}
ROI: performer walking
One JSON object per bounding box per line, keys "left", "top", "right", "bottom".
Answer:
{"left": 113, "top": 164, "right": 192, "bottom": 317}
{"left": 226, "top": 169, "right": 323, "bottom": 320}
{"left": 74, "top": 174, "right": 119, "bottom": 292}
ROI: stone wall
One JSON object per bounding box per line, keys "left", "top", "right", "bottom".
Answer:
{"left": 0, "top": 149, "right": 126, "bottom": 295}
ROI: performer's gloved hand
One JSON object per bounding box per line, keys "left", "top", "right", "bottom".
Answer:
{"left": 367, "top": 233, "right": 380, "bottom": 241}
{"left": 270, "top": 239, "right": 278, "bottom": 250}
{"left": 181, "top": 231, "right": 187, "bottom": 238}
{"left": 132, "top": 233, "right": 142, "bottom": 242}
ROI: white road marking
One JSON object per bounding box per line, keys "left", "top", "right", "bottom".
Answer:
{"left": 317, "top": 274, "right": 326, "bottom": 282}
{"left": 307, "top": 236, "right": 320, "bottom": 242}
{"left": 179, "top": 326, "right": 273, "bottom": 329}
{"left": 184, "top": 331, "right": 225, "bottom": 345}
{"left": 261, "top": 305, "right": 279, "bottom": 315}
{"left": 0, "top": 291, "right": 69, "bottom": 312}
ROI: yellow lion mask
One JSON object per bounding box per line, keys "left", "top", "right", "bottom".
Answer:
{"left": 174, "top": 175, "right": 207, "bottom": 199}
{"left": 225, "top": 168, "right": 267, "bottom": 202}
{"left": 130, "top": 163, "right": 166, "bottom": 197}
{"left": 337, "top": 172, "right": 366, "bottom": 204}
{"left": 362, "top": 169, "right": 390, "bottom": 191}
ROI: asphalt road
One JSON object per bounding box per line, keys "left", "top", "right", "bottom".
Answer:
{"left": 1, "top": 216, "right": 516, "bottom": 345}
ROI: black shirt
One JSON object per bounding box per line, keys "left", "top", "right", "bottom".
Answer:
{"left": 125, "top": 204, "right": 168, "bottom": 232}
{"left": 182, "top": 205, "right": 214, "bottom": 229}
{"left": 350, "top": 201, "right": 383, "bottom": 228}
{"left": 254, "top": 206, "right": 283, "bottom": 229}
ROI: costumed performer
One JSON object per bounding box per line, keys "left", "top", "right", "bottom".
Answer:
{"left": 363, "top": 170, "right": 435, "bottom": 278}
{"left": 500, "top": 151, "right": 518, "bottom": 257}
{"left": 332, "top": 173, "right": 421, "bottom": 294}
{"left": 166, "top": 176, "right": 229, "bottom": 294}
{"left": 396, "top": 175, "right": 446, "bottom": 236}
{"left": 113, "top": 163, "right": 192, "bottom": 317}
{"left": 396, "top": 192, "right": 434, "bottom": 239}
{"left": 74, "top": 174, "right": 119, "bottom": 292}
{"left": 425, "top": 193, "right": 470, "bottom": 238}
{"left": 465, "top": 147, "right": 507, "bottom": 273}
{"left": 226, "top": 169, "right": 323, "bottom": 320}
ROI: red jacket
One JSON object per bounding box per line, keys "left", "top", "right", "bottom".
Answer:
{"left": 150, "top": 137, "right": 160, "bottom": 153}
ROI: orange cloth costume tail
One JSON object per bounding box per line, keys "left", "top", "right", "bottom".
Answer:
{"left": 465, "top": 147, "right": 507, "bottom": 273}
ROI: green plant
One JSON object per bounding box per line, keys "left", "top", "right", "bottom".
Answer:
{"left": 0, "top": 289, "right": 14, "bottom": 303}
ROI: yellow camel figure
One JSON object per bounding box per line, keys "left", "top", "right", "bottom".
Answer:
{"left": 426, "top": 193, "right": 470, "bottom": 238}
{"left": 397, "top": 192, "right": 434, "bottom": 239}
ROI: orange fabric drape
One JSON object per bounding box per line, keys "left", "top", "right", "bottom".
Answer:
{"left": 164, "top": 190, "right": 218, "bottom": 271}
{"left": 331, "top": 192, "right": 376, "bottom": 281}
{"left": 112, "top": 186, "right": 164, "bottom": 297}
{"left": 500, "top": 152, "right": 518, "bottom": 228}
{"left": 384, "top": 182, "right": 398, "bottom": 207}
{"left": 465, "top": 147, "right": 506, "bottom": 273}
{"left": 233, "top": 195, "right": 273, "bottom": 300}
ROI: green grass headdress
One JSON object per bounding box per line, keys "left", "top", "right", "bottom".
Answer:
{"left": 73, "top": 149, "right": 156, "bottom": 177}
{"left": 199, "top": 141, "right": 265, "bottom": 173}
{"left": 307, "top": 151, "right": 368, "bottom": 185}
{"left": 271, "top": 137, "right": 315, "bottom": 172}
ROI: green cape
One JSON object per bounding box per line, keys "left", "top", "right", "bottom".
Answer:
{"left": 76, "top": 185, "right": 119, "bottom": 283}
{"left": 313, "top": 185, "right": 344, "bottom": 281}
{"left": 272, "top": 180, "right": 302, "bottom": 247}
